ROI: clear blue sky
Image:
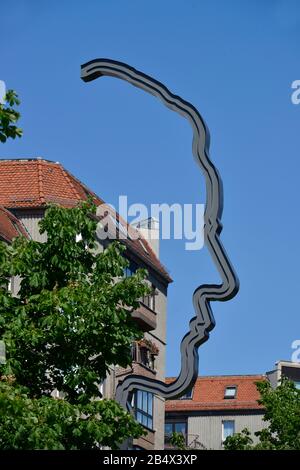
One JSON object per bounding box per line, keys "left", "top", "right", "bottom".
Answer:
{"left": 2, "top": 0, "right": 300, "bottom": 377}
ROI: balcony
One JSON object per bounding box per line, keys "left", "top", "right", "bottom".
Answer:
{"left": 132, "top": 301, "right": 157, "bottom": 332}
{"left": 115, "top": 338, "right": 159, "bottom": 379}
{"left": 133, "top": 428, "right": 155, "bottom": 450}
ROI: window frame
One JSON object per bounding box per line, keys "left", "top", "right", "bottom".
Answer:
{"left": 222, "top": 420, "right": 235, "bottom": 442}
{"left": 164, "top": 421, "right": 188, "bottom": 444}
{"left": 134, "top": 390, "right": 154, "bottom": 430}
{"left": 224, "top": 385, "right": 237, "bottom": 399}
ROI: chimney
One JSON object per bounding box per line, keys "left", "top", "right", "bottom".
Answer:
{"left": 133, "top": 217, "right": 160, "bottom": 259}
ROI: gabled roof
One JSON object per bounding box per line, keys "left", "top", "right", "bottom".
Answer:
{"left": 0, "top": 158, "right": 171, "bottom": 283}
{"left": 165, "top": 375, "right": 266, "bottom": 412}
{"left": 0, "top": 206, "right": 29, "bottom": 243}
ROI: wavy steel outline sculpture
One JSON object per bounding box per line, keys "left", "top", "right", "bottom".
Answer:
{"left": 81, "top": 59, "right": 239, "bottom": 409}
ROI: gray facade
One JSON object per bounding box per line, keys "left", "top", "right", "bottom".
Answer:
{"left": 187, "top": 411, "right": 265, "bottom": 450}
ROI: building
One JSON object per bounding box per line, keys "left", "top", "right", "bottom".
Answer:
{"left": 165, "top": 360, "right": 300, "bottom": 449}
{"left": 0, "top": 157, "right": 172, "bottom": 450}
{"left": 266, "top": 360, "right": 300, "bottom": 389}
{"left": 165, "top": 375, "right": 266, "bottom": 450}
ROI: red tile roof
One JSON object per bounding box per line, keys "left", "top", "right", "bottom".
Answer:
{"left": 165, "top": 375, "right": 266, "bottom": 412}
{"left": 0, "top": 158, "right": 104, "bottom": 208}
{"left": 0, "top": 159, "right": 171, "bottom": 282}
{"left": 0, "top": 206, "right": 29, "bottom": 242}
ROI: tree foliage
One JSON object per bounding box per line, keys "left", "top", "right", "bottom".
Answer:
{"left": 0, "top": 201, "right": 149, "bottom": 448}
{"left": 169, "top": 432, "right": 188, "bottom": 450}
{"left": 224, "top": 378, "right": 300, "bottom": 450}
{"left": 0, "top": 90, "right": 22, "bottom": 143}
{"left": 0, "top": 380, "right": 142, "bottom": 450}
{"left": 223, "top": 428, "right": 253, "bottom": 450}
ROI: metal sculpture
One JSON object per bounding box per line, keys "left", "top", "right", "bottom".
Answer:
{"left": 81, "top": 59, "right": 239, "bottom": 409}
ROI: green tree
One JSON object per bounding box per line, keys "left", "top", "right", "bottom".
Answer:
{"left": 223, "top": 428, "right": 253, "bottom": 450}
{"left": 224, "top": 378, "right": 300, "bottom": 450}
{"left": 0, "top": 89, "right": 22, "bottom": 142}
{"left": 169, "top": 431, "right": 188, "bottom": 450}
{"left": 0, "top": 201, "right": 149, "bottom": 449}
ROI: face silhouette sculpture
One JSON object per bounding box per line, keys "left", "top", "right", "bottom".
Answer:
{"left": 81, "top": 59, "right": 239, "bottom": 409}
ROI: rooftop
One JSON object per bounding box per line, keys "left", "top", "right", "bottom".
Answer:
{"left": 0, "top": 158, "right": 171, "bottom": 282}
{"left": 165, "top": 375, "right": 266, "bottom": 412}
{"left": 0, "top": 158, "right": 103, "bottom": 209}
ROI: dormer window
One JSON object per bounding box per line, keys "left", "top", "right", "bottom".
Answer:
{"left": 224, "top": 386, "right": 237, "bottom": 399}
{"left": 179, "top": 388, "right": 193, "bottom": 400}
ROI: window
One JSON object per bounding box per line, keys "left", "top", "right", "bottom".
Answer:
{"left": 165, "top": 423, "right": 173, "bottom": 436}
{"left": 164, "top": 421, "right": 187, "bottom": 445}
{"left": 224, "top": 386, "right": 237, "bottom": 399}
{"left": 222, "top": 420, "right": 235, "bottom": 442}
{"left": 179, "top": 388, "right": 193, "bottom": 400}
{"left": 124, "top": 261, "right": 138, "bottom": 278}
{"left": 174, "top": 422, "right": 187, "bottom": 435}
{"left": 142, "top": 285, "right": 157, "bottom": 312}
{"left": 135, "top": 390, "right": 153, "bottom": 430}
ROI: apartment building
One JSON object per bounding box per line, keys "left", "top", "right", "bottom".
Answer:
{"left": 165, "top": 374, "right": 266, "bottom": 449}
{"left": 0, "top": 157, "right": 172, "bottom": 450}
{"left": 266, "top": 360, "right": 300, "bottom": 389}
{"left": 165, "top": 360, "right": 300, "bottom": 450}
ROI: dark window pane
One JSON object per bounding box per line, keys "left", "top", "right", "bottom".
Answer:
{"left": 135, "top": 390, "right": 154, "bottom": 429}
{"left": 223, "top": 420, "right": 235, "bottom": 439}
{"left": 142, "top": 414, "right": 147, "bottom": 426}
{"left": 175, "top": 422, "right": 186, "bottom": 434}
{"left": 165, "top": 423, "right": 173, "bottom": 435}
{"left": 137, "top": 390, "right": 142, "bottom": 410}
{"left": 148, "top": 392, "right": 153, "bottom": 415}
{"left": 142, "top": 391, "right": 148, "bottom": 412}
{"left": 180, "top": 389, "right": 193, "bottom": 399}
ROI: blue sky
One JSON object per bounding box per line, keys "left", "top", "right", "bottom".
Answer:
{"left": 1, "top": 0, "right": 300, "bottom": 377}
